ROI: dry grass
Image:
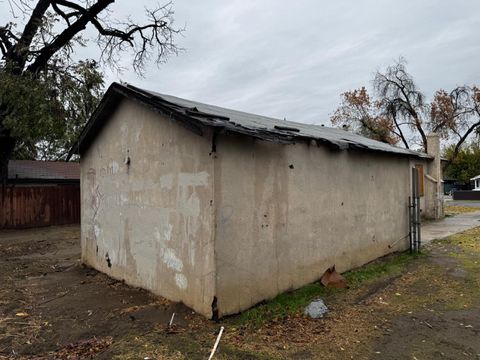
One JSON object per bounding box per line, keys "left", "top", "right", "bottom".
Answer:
{"left": 444, "top": 205, "right": 480, "bottom": 215}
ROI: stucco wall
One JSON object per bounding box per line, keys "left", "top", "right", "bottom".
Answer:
{"left": 213, "top": 135, "right": 412, "bottom": 316}
{"left": 80, "top": 98, "right": 216, "bottom": 317}
{"left": 80, "top": 100, "right": 441, "bottom": 319}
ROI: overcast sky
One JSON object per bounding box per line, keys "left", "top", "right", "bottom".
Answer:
{"left": 4, "top": 0, "right": 480, "bottom": 125}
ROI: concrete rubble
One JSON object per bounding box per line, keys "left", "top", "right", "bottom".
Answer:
{"left": 304, "top": 299, "right": 328, "bottom": 318}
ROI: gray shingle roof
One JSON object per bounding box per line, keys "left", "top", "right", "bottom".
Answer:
{"left": 71, "top": 83, "right": 431, "bottom": 160}
{"left": 141, "top": 87, "right": 430, "bottom": 159}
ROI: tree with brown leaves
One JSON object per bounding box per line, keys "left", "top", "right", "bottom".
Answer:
{"left": 332, "top": 58, "right": 480, "bottom": 167}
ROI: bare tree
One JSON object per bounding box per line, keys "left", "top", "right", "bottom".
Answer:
{"left": 0, "top": 0, "right": 183, "bottom": 184}
{"left": 373, "top": 58, "right": 427, "bottom": 149}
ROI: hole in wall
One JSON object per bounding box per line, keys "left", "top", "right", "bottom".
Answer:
{"left": 105, "top": 253, "right": 112, "bottom": 268}
{"left": 210, "top": 134, "right": 217, "bottom": 156}
{"left": 211, "top": 296, "right": 219, "bottom": 322}
{"left": 124, "top": 148, "right": 131, "bottom": 166}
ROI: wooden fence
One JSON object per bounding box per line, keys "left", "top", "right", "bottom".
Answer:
{"left": 0, "top": 185, "right": 80, "bottom": 229}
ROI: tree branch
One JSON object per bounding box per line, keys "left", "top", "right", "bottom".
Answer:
{"left": 447, "top": 120, "right": 480, "bottom": 167}
{"left": 7, "top": 0, "right": 50, "bottom": 71}
{"left": 27, "top": 0, "right": 181, "bottom": 74}
{"left": 391, "top": 111, "right": 409, "bottom": 149}
{"left": 0, "top": 24, "right": 18, "bottom": 53}
{"left": 28, "top": 0, "right": 115, "bottom": 73}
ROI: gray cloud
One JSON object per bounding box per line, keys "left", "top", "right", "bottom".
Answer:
{"left": 2, "top": 0, "right": 480, "bottom": 125}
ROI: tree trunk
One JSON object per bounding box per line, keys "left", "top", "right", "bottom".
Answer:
{"left": 0, "top": 132, "right": 15, "bottom": 186}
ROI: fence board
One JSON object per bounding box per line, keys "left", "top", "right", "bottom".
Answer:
{"left": 0, "top": 185, "right": 80, "bottom": 229}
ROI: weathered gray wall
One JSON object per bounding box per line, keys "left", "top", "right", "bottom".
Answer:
{"left": 80, "top": 100, "right": 441, "bottom": 318}
{"left": 213, "top": 135, "right": 413, "bottom": 316}
{"left": 80, "top": 99, "right": 216, "bottom": 317}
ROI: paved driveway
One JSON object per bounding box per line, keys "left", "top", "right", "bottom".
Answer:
{"left": 422, "top": 201, "right": 480, "bottom": 243}
{"left": 447, "top": 200, "right": 480, "bottom": 207}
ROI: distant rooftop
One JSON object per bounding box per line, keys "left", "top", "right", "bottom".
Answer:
{"left": 8, "top": 160, "right": 79, "bottom": 180}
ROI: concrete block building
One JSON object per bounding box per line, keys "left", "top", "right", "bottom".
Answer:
{"left": 71, "top": 83, "right": 443, "bottom": 318}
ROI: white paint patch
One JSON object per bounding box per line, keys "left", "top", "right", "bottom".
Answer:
{"left": 154, "top": 223, "right": 172, "bottom": 243}
{"left": 162, "top": 248, "right": 183, "bottom": 272}
{"left": 94, "top": 225, "right": 101, "bottom": 238}
{"left": 178, "top": 171, "right": 209, "bottom": 187}
{"left": 160, "top": 174, "right": 174, "bottom": 190}
{"left": 185, "top": 192, "right": 201, "bottom": 217}
{"left": 175, "top": 273, "right": 188, "bottom": 289}
{"left": 164, "top": 223, "right": 173, "bottom": 242}
{"left": 109, "top": 161, "right": 119, "bottom": 174}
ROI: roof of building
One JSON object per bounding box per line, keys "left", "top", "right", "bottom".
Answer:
{"left": 70, "top": 82, "right": 431, "bottom": 159}
{"left": 471, "top": 175, "right": 480, "bottom": 181}
{"left": 8, "top": 160, "right": 80, "bottom": 180}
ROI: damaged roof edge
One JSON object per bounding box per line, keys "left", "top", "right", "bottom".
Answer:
{"left": 68, "top": 82, "right": 432, "bottom": 160}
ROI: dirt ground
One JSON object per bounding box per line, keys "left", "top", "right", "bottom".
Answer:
{"left": 1, "top": 225, "right": 480, "bottom": 359}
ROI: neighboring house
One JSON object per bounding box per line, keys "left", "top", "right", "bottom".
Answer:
{"left": 471, "top": 175, "right": 480, "bottom": 191}
{"left": 71, "top": 83, "right": 444, "bottom": 318}
{"left": 443, "top": 175, "right": 472, "bottom": 195}
{"left": 452, "top": 176, "right": 480, "bottom": 200}
{"left": 0, "top": 160, "right": 80, "bottom": 229}
{"left": 8, "top": 160, "right": 80, "bottom": 185}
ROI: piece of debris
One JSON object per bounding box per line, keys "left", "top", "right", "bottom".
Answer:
{"left": 423, "top": 321, "right": 433, "bottom": 329}
{"left": 320, "top": 265, "right": 348, "bottom": 288}
{"left": 15, "top": 312, "right": 29, "bottom": 317}
{"left": 304, "top": 299, "right": 328, "bottom": 318}
{"left": 169, "top": 312, "right": 175, "bottom": 326}
{"left": 208, "top": 326, "right": 225, "bottom": 360}
{"left": 164, "top": 313, "right": 182, "bottom": 334}
{"left": 50, "top": 337, "right": 113, "bottom": 359}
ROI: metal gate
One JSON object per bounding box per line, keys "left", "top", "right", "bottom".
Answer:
{"left": 409, "top": 167, "right": 421, "bottom": 253}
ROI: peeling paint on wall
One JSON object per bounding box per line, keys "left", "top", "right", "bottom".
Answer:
{"left": 161, "top": 248, "right": 183, "bottom": 272}
{"left": 81, "top": 99, "right": 216, "bottom": 317}
{"left": 175, "top": 273, "right": 188, "bottom": 289}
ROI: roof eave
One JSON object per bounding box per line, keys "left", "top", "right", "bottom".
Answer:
{"left": 69, "top": 82, "right": 432, "bottom": 161}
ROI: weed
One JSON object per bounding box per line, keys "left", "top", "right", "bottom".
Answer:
{"left": 234, "top": 251, "right": 421, "bottom": 327}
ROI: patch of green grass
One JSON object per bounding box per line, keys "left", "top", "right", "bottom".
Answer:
{"left": 445, "top": 228, "right": 480, "bottom": 274}
{"left": 344, "top": 252, "right": 423, "bottom": 288}
{"left": 233, "top": 282, "right": 339, "bottom": 327}
{"left": 233, "top": 251, "right": 421, "bottom": 327}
